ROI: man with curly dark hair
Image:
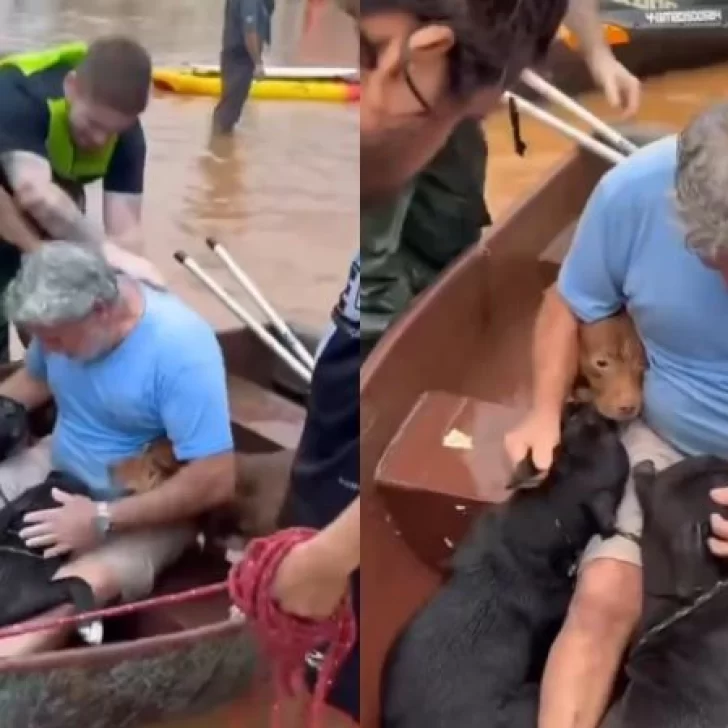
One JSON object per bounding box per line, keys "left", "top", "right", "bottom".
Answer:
{"left": 360, "top": 0, "right": 641, "bottom": 354}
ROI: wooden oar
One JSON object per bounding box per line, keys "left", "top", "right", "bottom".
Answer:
{"left": 504, "top": 92, "right": 628, "bottom": 166}
{"left": 205, "top": 238, "right": 316, "bottom": 372}
{"left": 174, "top": 251, "right": 312, "bottom": 384}
{"left": 520, "top": 69, "right": 639, "bottom": 156}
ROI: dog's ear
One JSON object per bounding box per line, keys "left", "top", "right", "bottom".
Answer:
{"left": 506, "top": 451, "right": 546, "bottom": 491}
{"left": 589, "top": 490, "right": 619, "bottom": 537}
{"left": 632, "top": 459, "right": 657, "bottom": 511}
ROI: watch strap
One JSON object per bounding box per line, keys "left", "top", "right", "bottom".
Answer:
{"left": 95, "top": 501, "right": 112, "bottom": 539}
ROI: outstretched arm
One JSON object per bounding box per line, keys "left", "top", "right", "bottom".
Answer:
{"left": 564, "top": 0, "right": 641, "bottom": 116}
{"left": 273, "top": 497, "right": 360, "bottom": 620}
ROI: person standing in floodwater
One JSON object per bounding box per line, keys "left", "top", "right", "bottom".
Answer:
{"left": 212, "top": 0, "right": 274, "bottom": 135}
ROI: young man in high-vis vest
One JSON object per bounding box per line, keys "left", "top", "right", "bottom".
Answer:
{"left": 0, "top": 36, "right": 152, "bottom": 253}
{"left": 0, "top": 35, "right": 161, "bottom": 360}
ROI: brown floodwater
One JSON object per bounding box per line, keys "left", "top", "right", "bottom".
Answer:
{"left": 2, "top": 0, "right": 728, "bottom": 725}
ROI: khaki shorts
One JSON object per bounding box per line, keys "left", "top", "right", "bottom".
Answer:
{"left": 580, "top": 419, "right": 684, "bottom": 570}
{"left": 0, "top": 437, "right": 195, "bottom": 602}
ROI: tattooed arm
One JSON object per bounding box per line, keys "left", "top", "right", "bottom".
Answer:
{"left": 0, "top": 184, "right": 42, "bottom": 253}
{"left": 0, "top": 150, "right": 105, "bottom": 248}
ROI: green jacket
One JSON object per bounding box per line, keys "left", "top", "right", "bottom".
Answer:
{"left": 360, "top": 118, "right": 489, "bottom": 346}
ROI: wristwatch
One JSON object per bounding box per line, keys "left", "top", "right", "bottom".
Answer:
{"left": 94, "top": 502, "right": 113, "bottom": 540}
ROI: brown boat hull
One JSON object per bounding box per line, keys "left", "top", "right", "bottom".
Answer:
{"left": 0, "top": 621, "right": 258, "bottom": 728}
{"left": 361, "top": 146, "right": 613, "bottom": 727}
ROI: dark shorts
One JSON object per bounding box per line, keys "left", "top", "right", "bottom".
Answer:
{"left": 279, "top": 324, "right": 360, "bottom": 722}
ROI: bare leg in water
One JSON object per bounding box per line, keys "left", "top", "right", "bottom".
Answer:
{"left": 538, "top": 559, "right": 642, "bottom": 728}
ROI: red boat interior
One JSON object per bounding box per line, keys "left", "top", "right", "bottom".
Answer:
{"left": 360, "top": 147, "right": 612, "bottom": 727}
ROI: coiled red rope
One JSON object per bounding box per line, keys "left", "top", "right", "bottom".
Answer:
{"left": 228, "top": 527, "right": 357, "bottom": 728}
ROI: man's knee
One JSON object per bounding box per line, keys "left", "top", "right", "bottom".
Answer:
{"left": 57, "top": 525, "right": 196, "bottom": 604}
{"left": 567, "top": 559, "right": 642, "bottom": 638}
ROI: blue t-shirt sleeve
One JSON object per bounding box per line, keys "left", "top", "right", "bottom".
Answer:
{"left": 557, "top": 175, "right": 634, "bottom": 323}
{"left": 157, "top": 333, "right": 234, "bottom": 461}
{"left": 25, "top": 338, "right": 48, "bottom": 381}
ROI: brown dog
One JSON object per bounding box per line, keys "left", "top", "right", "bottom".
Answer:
{"left": 577, "top": 311, "right": 647, "bottom": 422}
{"left": 112, "top": 438, "right": 182, "bottom": 494}
{"left": 110, "top": 439, "right": 291, "bottom": 541}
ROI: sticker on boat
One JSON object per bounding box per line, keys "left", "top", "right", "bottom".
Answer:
{"left": 443, "top": 429, "right": 473, "bottom": 450}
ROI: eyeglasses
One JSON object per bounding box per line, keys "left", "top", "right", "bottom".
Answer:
{"left": 360, "top": 25, "right": 517, "bottom": 119}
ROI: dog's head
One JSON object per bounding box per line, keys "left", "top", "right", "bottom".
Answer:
{"left": 508, "top": 401, "right": 629, "bottom": 542}
{"left": 578, "top": 313, "right": 646, "bottom": 422}
{"left": 111, "top": 438, "right": 182, "bottom": 494}
{"left": 634, "top": 456, "right": 728, "bottom": 610}
{"left": 0, "top": 396, "right": 29, "bottom": 462}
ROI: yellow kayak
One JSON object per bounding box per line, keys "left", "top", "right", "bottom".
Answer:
{"left": 152, "top": 68, "right": 360, "bottom": 102}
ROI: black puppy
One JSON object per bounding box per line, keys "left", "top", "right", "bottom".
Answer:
{"left": 381, "top": 402, "right": 630, "bottom": 728}
{"left": 604, "top": 456, "right": 728, "bottom": 728}
{"left": 0, "top": 471, "right": 95, "bottom": 628}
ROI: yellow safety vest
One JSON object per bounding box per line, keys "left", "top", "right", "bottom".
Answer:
{"left": 0, "top": 42, "right": 117, "bottom": 182}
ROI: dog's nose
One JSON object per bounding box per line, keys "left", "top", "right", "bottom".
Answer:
{"left": 618, "top": 404, "right": 638, "bottom": 418}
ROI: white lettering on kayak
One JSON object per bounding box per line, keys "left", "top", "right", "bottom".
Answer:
{"left": 644, "top": 8, "right": 723, "bottom": 24}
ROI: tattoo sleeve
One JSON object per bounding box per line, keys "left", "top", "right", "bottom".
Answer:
{"left": 0, "top": 150, "right": 105, "bottom": 248}
{"left": 0, "top": 187, "right": 41, "bottom": 253}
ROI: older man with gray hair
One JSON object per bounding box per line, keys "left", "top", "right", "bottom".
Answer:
{"left": 503, "top": 101, "right": 728, "bottom": 728}
{"left": 0, "top": 242, "right": 234, "bottom": 656}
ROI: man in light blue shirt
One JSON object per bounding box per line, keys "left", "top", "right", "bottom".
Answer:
{"left": 505, "top": 104, "right": 728, "bottom": 728}
{"left": 0, "top": 242, "right": 235, "bottom": 656}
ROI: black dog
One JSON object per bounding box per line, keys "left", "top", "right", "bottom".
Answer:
{"left": 381, "top": 402, "right": 630, "bottom": 728}
{"left": 0, "top": 471, "right": 95, "bottom": 628}
{"left": 604, "top": 456, "right": 728, "bottom": 728}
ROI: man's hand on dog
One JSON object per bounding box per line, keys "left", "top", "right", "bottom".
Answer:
{"left": 20, "top": 489, "right": 99, "bottom": 558}
{"left": 504, "top": 410, "right": 562, "bottom": 472}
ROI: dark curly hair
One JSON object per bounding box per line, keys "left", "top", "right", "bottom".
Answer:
{"left": 361, "top": 0, "right": 567, "bottom": 96}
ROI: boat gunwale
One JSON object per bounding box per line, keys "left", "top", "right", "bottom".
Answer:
{"left": 359, "top": 143, "right": 614, "bottom": 728}
{"left": 360, "top": 142, "right": 592, "bottom": 391}
{"left": 0, "top": 608, "right": 249, "bottom": 674}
